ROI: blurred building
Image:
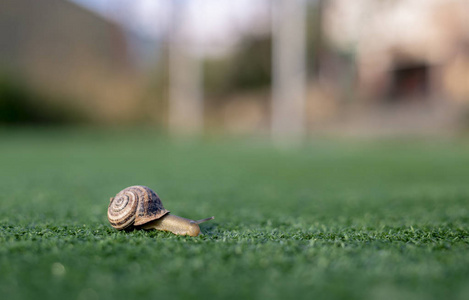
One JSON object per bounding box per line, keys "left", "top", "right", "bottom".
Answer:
{"left": 0, "top": 0, "right": 143, "bottom": 123}
{"left": 325, "top": 0, "right": 469, "bottom": 104}
{"left": 300, "top": 0, "right": 469, "bottom": 135}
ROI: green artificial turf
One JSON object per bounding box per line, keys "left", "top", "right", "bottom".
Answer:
{"left": 0, "top": 128, "right": 468, "bottom": 300}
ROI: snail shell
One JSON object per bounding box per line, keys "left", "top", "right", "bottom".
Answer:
{"left": 107, "top": 185, "right": 169, "bottom": 230}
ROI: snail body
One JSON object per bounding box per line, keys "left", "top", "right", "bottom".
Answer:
{"left": 140, "top": 215, "right": 215, "bottom": 236}
{"left": 107, "top": 185, "right": 213, "bottom": 237}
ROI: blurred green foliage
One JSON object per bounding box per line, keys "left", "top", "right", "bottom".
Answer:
{"left": 204, "top": 37, "right": 272, "bottom": 98}
{"left": 148, "top": 35, "right": 273, "bottom": 110}
{"left": 0, "top": 74, "right": 84, "bottom": 124}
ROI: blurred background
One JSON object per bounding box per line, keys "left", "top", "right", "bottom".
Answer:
{"left": 1, "top": 0, "right": 469, "bottom": 138}
{"left": 2, "top": 2, "right": 469, "bottom": 299}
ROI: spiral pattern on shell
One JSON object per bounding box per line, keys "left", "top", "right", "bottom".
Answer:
{"left": 107, "top": 185, "right": 169, "bottom": 230}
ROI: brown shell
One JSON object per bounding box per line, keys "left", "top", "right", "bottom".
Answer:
{"left": 107, "top": 185, "right": 169, "bottom": 230}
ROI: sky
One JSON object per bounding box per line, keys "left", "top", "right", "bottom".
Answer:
{"left": 70, "top": 0, "right": 271, "bottom": 56}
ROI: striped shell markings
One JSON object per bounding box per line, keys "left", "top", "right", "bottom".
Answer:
{"left": 107, "top": 185, "right": 169, "bottom": 230}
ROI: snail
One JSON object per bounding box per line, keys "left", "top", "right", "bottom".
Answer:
{"left": 107, "top": 185, "right": 214, "bottom": 237}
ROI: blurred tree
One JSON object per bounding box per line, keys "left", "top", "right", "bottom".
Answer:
{"left": 0, "top": 75, "right": 84, "bottom": 124}
{"left": 204, "top": 36, "right": 271, "bottom": 99}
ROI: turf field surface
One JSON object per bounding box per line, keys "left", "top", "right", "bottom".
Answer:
{"left": 0, "top": 129, "right": 468, "bottom": 300}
